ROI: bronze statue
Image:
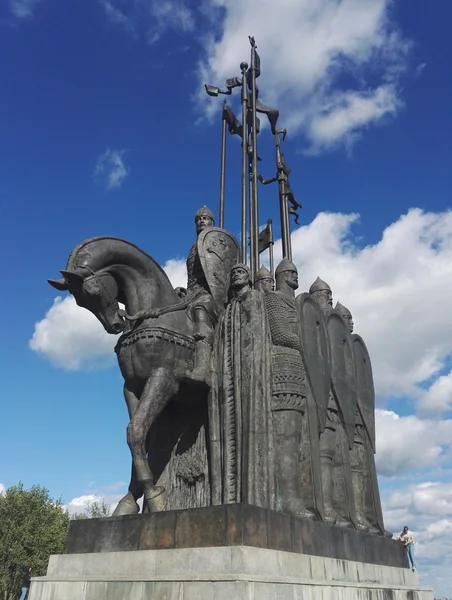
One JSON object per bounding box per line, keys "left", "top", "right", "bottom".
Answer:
{"left": 255, "top": 265, "right": 274, "bottom": 293}
{"left": 265, "top": 260, "right": 314, "bottom": 518}
{"left": 336, "top": 301, "right": 389, "bottom": 536}
{"left": 185, "top": 206, "right": 217, "bottom": 386}
{"left": 45, "top": 39, "right": 393, "bottom": 546}
{"left": 309, "top": 277, "right": 354, "bottom": 527}
{"left": 49, "top": 229, "right": 239, "bottom": 516}
{"left": 210, "top": 263, "right": 275, "bottom": 508}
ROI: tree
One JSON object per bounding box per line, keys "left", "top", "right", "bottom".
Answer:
{"left": 71, "top": 499, "right": 111, "bottom": 520}
{"left": 0, "top": 483, "right": 69, "bottom": 600}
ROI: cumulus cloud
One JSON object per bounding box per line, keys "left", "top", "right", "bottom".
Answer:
{"left": 375, "top": 410, "right": 452, "bottom": 477}
{"left": 198, "top": 0, "right": 411, "bottom": 152}
{"left": 94, "top": 147, "right": 130, "bottom": 191}
{"left": 9, "top": 0, "right": 43, "bottom": 19}
{"left": 65, "top": 492, "right": 124, "bottom": 516}
{"left": 0, "top": 483, "right": 5, "bottom": 495}
{"left": 29, "top": 258, "right": 188, "bottom": 370}
{"left": 29, "top": 296, "right": 117, "bottom": 370}
{"left": 287, "top": 208, "right": 452, "bottom": 400}
{"left": 382, "top": 481, "right": 452, "bottom": 594}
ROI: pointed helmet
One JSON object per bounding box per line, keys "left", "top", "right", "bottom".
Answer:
{"left": 309, "top": 276, "right": 331, "bottom": 294}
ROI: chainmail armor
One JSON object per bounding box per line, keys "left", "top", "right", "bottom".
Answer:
{"left": 265, "top": 291, "right": 306, "bottom": 413}
{"left": 186, "top": 240, "right": 208, "bottom": 298}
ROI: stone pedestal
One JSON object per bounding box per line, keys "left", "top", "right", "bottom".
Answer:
{"left": 30, "top": 546, "right": 432, "bottom": 600}
{"left": 29, "top": 505, "right": 432, "bottom": 600}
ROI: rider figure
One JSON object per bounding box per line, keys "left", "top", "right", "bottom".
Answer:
{"left": 185, "top": 206, "right": 217, "bottom": 385}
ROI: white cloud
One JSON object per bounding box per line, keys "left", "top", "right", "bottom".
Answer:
{"left": 29, "top": 296, "right": 117, "bottom": 370}
{"left": 30, "top": 259, "right": 187, "bottom": 370}
{"left": 9, "top": 0, "right": 43, "bottom": 19}
{"left": 287, "top": 208, "right": 452, "bottom": 400}
{"left": 0, "top": 483, "right": 5, "bottom": 495}
{"left": 382, "top": 481, "right": 452, "bottom": 595}
{"left": 65, "top": 492, "right": 124, "bottom": 516}
{"left": 375, "top": 410, "right": 452, "bottom": 478}
{"left": 417, "top": 372, "right": 452, "bottom": 414}
{"left": 100, "top": 0, "right": 194, "bottom": 43}
{"left": 198, "top": 0, "right": 411, "bottom": 152}
{"left": 100, "top": 0, "right": 136, "bottom": 35}
{"left": 94, "top": 147, "right": 130, "bottom": 191}
{"left": 162, "top": 258, "right": 187, "bottom": 289}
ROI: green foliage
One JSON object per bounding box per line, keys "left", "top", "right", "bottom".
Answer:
{"left": 0, "top": 483, "right": 69, "bottom": 600}
{"left": 71, "top": 499, "right": 111, "bottom": 520}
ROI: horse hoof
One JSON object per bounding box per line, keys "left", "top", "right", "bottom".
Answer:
{"left": 112, "top": 495, "right": 140, "bottom": 516}
{"left": 145, "top": 486, "right": 166, "bottom": 513}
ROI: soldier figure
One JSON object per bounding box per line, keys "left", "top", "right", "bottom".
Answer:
{"left": 255, "top": 266, "right": 274, "bottom": 294}
{"left": 336, "top": 301, "right": 386, "bottom": 535}
{"left": 265, "top": 259, "right": 314, "bottom": 518}
{"left": 230, "top": 263, "right": 253, "bottom": 299}
{"left": 185, "top": 206, "right": 217, "bottom": 385}
{"left": 309, "top": 277, "right": 351, "bottom": 527}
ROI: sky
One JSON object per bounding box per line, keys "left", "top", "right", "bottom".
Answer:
{"left": 1, "top": 0, "right": 452, "bottom": 594}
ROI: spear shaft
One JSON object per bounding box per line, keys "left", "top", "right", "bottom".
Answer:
{"left": 219, "top": 102, "right": 227, "bottom": 228}
{"left": 275, "top": 134, "right": 292, "bottom": 260}
{"left": 240, "top": 62, "right": 248, "bottom": 263}
{"left": 249, "top": 38, "right": 260, "bottom": 282}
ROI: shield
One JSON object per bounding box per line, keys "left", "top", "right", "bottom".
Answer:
{"left": 198, "top": 227, "right": 240, "bottom": 314}
{"left": 296, "top": 293, "right": 331, "bottom": 433}
{"left": 327, "top": 311, "right": 358, "bottom": 448}
{"left": 352, "top": 334, "right": 376, "bottom": 452}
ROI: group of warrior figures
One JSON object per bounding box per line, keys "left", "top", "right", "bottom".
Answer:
{"left": 182, "top": 205, "right": 389, "bottom": 536}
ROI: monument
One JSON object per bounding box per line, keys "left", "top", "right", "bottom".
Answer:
{"left": 32, "top": 37, "right": 432, "bottom": 600}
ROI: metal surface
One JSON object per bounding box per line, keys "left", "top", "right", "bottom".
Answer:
{"left": 240, "top": 62, "right": 249, "bottom": 263}
{"left": 219, "top": 101, "right": 227, "bottom": 228}
{"left": 248, "top": 37, "right": 260, "bottom": 282}
{"left": 197, "top": 227, "right": 240, "bottom": 313}
{"left": 327, "top": 312, "right": 358, "bottom": 448}
{"left": 296, "top": 293, "right": 331, "bottom": 433}
{"left": 352, "top": 334, "right": 376, "bottom": 452}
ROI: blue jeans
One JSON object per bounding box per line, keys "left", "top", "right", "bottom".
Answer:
{"left": 406, "top": 543, "right": 416, "bottom": 570}
{"left": 18, "top": 587, "right": 29, "bottom": 600}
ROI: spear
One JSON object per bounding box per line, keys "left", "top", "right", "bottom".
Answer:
{"left": 247, "top": 36, "right": 261, "bottom": 282}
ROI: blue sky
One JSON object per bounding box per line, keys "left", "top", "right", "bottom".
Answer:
{"left": 1, "top": 0, "right": 452, "bottom": 594}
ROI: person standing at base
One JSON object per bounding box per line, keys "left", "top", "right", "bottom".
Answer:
{"left": 18, "top": 566, "right": 31, "bottom": 600}
{"left": 398, "top": 526, "right": 416, "bottom": 572}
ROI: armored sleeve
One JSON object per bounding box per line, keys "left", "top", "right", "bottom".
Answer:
{"left": 265, "top": 292, "right": 301, "bottom": 350}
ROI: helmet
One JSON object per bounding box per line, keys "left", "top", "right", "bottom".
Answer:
{"left": 335, "top": 301, "right": 352, "bottom": 318}
{"left": 309, "top": 276, "right": 331, "bottom": 294}
{"left": 275, "top": 259, "right": 297, "bottom": 277}
{"left": 195, "top": 206, "right": 215, "bottom": 223}
{"left": 255, "top": 265, "right": 273, "bottom": 282}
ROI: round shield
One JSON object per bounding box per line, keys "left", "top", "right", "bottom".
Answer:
{"left": 197, "top": 228, "right": 240, "bottom": 314}
{"left": 352, "top": 334, "right": 376, "bottom": 452}
{"left": 296, "top": 293, "right": 331, "bottom": 433}
{"left": 327, "top": 311, "right": 358, "bottom": 448}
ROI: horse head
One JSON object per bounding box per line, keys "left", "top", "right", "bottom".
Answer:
{"left": 48, "top": 268, "right": 125, "bottom": 335}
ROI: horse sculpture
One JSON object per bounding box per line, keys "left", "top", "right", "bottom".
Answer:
{"left": 48, "top": 236, "right": 200, "bottom": 515}
{"left": 49, "top": 231, "right": 239, "bottom": 515}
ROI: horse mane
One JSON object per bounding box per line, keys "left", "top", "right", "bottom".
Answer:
{"left": 66, "top": 236, "right": 173, "bottom": 284}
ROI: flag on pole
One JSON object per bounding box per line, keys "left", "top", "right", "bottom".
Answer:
{"left": 223, "top": 101, "right": 242, "bottom": 137}
{"left": 258, "top": 219, "right": 274, "bottom": 254}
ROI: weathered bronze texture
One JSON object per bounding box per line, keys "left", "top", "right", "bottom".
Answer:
{"left": 65, "top": 504, "right": 406, "bottom": 568}
{"left": 48, "top": 38, "right": 391, "bottom": 546}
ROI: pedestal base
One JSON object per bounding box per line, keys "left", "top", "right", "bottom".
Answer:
{"left": 30, "top": 546, "right": 432, "bottom": 600}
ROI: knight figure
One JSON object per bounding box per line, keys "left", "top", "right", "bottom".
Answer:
{"left": 265, "top": 259, "right": 314, "bottom": 518}
{"left": 185, "top": 206, "right": 217, "bottom": 385}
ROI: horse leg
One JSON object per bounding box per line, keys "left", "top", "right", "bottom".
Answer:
{"left": 112, "top": 384, "right": 143, "bottom": 516}
{"left": 127, "top": 367, "right": 179, "bottom": 512}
